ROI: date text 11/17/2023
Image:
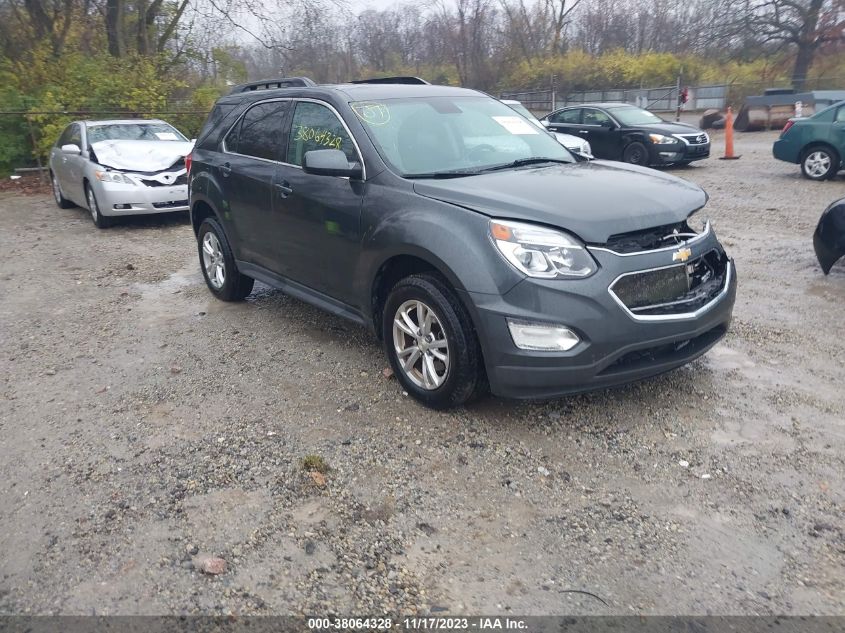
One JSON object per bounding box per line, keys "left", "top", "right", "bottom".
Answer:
{"left": 306, "top": 617, "right": 529, "bottom": 630}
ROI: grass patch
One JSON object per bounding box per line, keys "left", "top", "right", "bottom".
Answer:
{"left": 302, "top": 454, "right": 329, "bottom": 473}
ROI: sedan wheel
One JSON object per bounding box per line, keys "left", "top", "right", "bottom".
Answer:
{"left": 51, "top": 172, "right": 74, "bottom": 209}
{"left": 802, "top": 149, "right": 836, "bottom": 180}
{"left": 392, "top": 299, "right": 450, "bottom": 390}
{"left": 86, "top": 184, "right": 111, "bottom": 228}
{"left": 201, "top": 231, "right": 226, "bottom": 290}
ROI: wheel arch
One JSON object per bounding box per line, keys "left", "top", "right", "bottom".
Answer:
{"left": 369, "top": 252, "right": 468, "bottom": 340}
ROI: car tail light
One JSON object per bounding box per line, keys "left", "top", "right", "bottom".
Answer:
{"left": 781, "top": 120, "right": 795, "bottom": 136}
{"left": 185, "top": 152, "right": 192, "bottom": 175}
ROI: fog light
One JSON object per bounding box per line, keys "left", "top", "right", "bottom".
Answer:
{"left": 507, "top": 319, "right": 580, "bottom": 351}
{"left": 113, "top": 203, "right": 132, "bottom": 210}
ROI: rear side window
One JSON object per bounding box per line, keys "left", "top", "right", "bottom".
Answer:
{"left": 227, "top": 101, "right": 288, "bottom": 160}
{"left": 836, "top": 107, "right": 845, "bottom": 123}
{"left": 196, "top": 103, "right": 236, "bottom": 147}
{"left": 549, "top": 109, "right": 580, "bottom": 124}
{"left": 286, "top": 101, "right": 357, "bottom": 166}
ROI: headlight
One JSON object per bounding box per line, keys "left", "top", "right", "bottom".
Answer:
{"left": 685, "top": 211, "right": 710, "bottom": 234}
{"left": 490, "top": 220, "right": 597, "bottom": 278}
{"left": 95, "top": 170, "right": 135, "bottom": 184}
{"left": 649, "top": 133, "right": 677, "bottom": 145}
{"left": 580, "top": 140, "right": 593, "bottom": 156}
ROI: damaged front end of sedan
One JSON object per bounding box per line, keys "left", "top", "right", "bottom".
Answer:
{"left": 89, "top": 139, "right": 194, "bottom": 214}
{"left": 814, "top": 198, "right": 845, "bottom": 274}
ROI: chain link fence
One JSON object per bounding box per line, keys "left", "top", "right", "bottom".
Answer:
{"left": 500, "top": 77, "right": 845, "bottom": 116}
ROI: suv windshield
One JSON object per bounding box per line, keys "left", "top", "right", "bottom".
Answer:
{"left": 87, "top": 122, "right": 187, "bottom": 144}
{"left": 609, "top": 106, "right": 663, "bottom": 126}
{"left": 351, "top": 96, "right": 573, "bottom": 177}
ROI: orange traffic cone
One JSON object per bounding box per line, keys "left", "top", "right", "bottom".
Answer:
{"left": 719, "top": 106, "right": 740, "bottom": 160}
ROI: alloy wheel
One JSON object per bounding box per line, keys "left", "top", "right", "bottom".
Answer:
{"left": 52, "top": 175, "right": 62, "bottom": 205}
{"left": 392, "top": 299, "right": 450, "bottom": 390}
{"left": 202, "top": 232, "right": 226, "bottom": 289}
{"left": 87, "top": 187, "right": 99, "bottom": 221}
{"left": 805, "top": 151, "right": 831, "bottom": 178}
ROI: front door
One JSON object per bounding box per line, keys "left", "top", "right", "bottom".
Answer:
{"left": 579, "top": 108, "right": 619, "bottom": 159}
{"left": 274, "top": 99, "right": 365, "bottom": 305}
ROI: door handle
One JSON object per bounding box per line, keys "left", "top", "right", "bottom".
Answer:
{"left": 275, "top": 182, "right": 293, "bottom": 198}
{"left": 578, "top": 130, "right": 589, "bottom": 135}
{"left": 220, "top": 163, "right": 232, "bottom": 177}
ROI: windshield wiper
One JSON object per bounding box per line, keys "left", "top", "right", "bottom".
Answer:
{"left": 404, "top": 168, "right": 481, "bottom": 179}
{"left": 479, "top": 157, "right": 571, "bottom": 173}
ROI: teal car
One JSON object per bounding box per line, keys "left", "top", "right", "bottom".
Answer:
{"left": 773, "top": 100, "right": 845, "bottom": 180}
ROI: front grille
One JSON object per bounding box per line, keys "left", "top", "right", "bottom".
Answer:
{"left": 141, "top": 173, "right": 187, "bottom": 187}
{"left": 605, "top": 221, "right": 692, "bottom": 254}
{"left": 152, "top": 200, "right": 188, "bottom": 209}
{"left": 610, "top": 250, "right": 728, "bottom": 317}
{"left": 679, "top": 133, "right": 708, "bottom": 145}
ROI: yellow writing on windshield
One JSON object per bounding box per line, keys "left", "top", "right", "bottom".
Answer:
{"left": 294, "top": 125, "right": 343, "bottom": 150}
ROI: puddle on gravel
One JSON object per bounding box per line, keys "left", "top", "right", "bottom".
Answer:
{"left": 133, "top": 262, "right": 204, "bottom": 327}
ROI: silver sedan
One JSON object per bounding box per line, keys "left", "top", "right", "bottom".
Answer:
{"left": 48, "top": 119, "right": 193, "bottom": 228}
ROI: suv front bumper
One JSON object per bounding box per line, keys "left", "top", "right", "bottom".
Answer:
{"left": 464, "top": 237, "right": 737, "bottom": 400}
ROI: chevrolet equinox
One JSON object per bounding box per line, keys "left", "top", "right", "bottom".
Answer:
{"left": 188, "top": 77, "right": 737, "bottom": 408}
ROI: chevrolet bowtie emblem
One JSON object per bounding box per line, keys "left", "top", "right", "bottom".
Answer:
{"left": 673, "top": 247, "right": 692, "bottom": 262}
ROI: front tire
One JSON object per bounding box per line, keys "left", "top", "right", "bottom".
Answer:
{"left": 622, "top": 142, "right": 649, "bottom": 166}
{"left": 197, "top": 217, "right": 254, "bottom": 301}
{"left": 383, "top": 274, "right": 484, "bottom": 409}
{"left": 51, "top": 171, "right": 74, "bottom": 208}
{"left": 801, "top": 146, "right": 839, "bottom": 181}
{"left": 85, "top": 183, "right": 112, "bottom": 228}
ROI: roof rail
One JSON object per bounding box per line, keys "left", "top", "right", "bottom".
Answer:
{"left": 228, "top": 77, "right": 316, "bottom": 94}
{"left": 350, "top": 76, "right": 430, "bottom": 85}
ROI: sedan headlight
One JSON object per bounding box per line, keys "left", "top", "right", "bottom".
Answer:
{"left": 95, "top": 170, "right": 135, "bottom": 185}
{"left": 490, "top": 220, "right": 597, "bottom": 278}
{"left": 649, "top": 133, "right": 677, "bottom": 145}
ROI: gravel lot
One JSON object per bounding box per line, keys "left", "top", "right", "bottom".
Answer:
{"left": 1, "top": 129, "right": 844, "bottom": 616}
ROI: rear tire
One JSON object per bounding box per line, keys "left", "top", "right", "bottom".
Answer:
{"left": 382, "top": 273, "right": 485, "bottom": 409}
{"left": 85, "top": 183, "right": 112, "bottom": 228}
{"left": 622, "top": 142, "right": 649, "bottom": 166}
{"left": 197, "top": 217, "right": 254, "bottom": 301}
{"left": 51, "top": 171, "right": 74, "bottom": 209}
{"left": 801, "top": 146, "right": 839, "bottom": 181}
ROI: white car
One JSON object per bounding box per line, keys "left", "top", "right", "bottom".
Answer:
{"left": 502, "top": 100, "right": 593, "bottom": 158}
{"left": 49, "top": 119, "right": 193, "bottom": 228}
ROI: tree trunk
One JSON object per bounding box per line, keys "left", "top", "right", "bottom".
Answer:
{"left": 791, "top": 0, "right": 824, "bottom": 90}
{"left": 105, "top": 0, "right": 124, "bottom": 57}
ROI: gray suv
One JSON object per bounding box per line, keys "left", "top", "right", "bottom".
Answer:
{"left": 188, "top": 77, "right": 736, "bottom": 408}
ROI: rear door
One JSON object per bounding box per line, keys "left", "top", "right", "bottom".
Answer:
{"left": 545, "top": 108, "right": 582, "bottom": 135}
{"left": 274, "top": 99, "right": 365, "bottom": 304}
{"left": 218, "top": 100, "right": 290, "bottom": 271}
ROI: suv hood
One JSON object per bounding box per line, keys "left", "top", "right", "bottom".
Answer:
{"left": 412, "top": 160, "right": 706, "bottom": 244}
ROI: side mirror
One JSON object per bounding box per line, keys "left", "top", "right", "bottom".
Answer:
{"left": 541, "top": 120, "right": 551, "bottom": 128}
{"left": 61, "top": 144, "right": 81, "bottom": 155}
{"left": 303, "top": 149, "right": 362, "bottom": 179}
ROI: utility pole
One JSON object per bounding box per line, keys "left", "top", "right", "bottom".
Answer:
{"left": 551, "top": 74, "right": 557, "bottom": 112}
{"left": 675, "top": 68, "right": 682, "bottom": 122}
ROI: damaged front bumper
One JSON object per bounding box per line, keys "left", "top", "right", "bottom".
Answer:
{"left": 93, "top": 169, "right": 189, "bottom": 216}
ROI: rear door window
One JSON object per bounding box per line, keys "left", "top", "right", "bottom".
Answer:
{"left": 549, "top": 109, "right": 581, "bottom": 124}
{"left": 286, "top": 101, "right": 358, "bottom": 166}
{"left": 227, "top": 101, "right": 289, "bottom": 160}
{"left": 835, "top": 106, "right": 845, "bottom": 123}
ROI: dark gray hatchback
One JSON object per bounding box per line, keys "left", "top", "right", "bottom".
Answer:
{"left": 188, "top": 79, "right": 737, "bottom": 408}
